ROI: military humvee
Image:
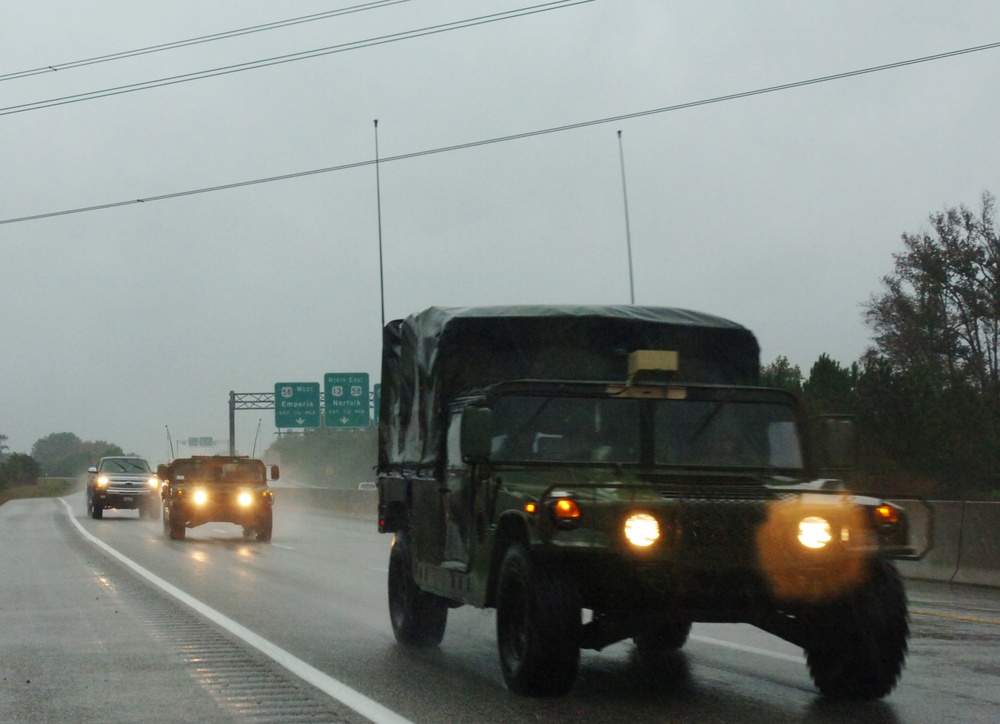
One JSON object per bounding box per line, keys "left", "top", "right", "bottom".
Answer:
{"left": 376, "top": 306, "right": 915, "bottom": 699}
{"left": 158, "top": 455, "right": 277, "bottom": 542}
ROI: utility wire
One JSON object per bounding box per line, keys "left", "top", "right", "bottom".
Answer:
{"left": 2, "top": 39, "right": 998, "bottom": 226}
{"left": 0, "top": 0, "right": 593, "bottom": 116}
{"left": 0, "top": 0, "right": 414, "bottom": 83}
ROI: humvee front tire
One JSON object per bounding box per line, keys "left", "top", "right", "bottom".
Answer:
{"left": 803, "top": 560, "right": 909, "bottom": 700}
{"left": 255, "top": 509, "right": 273, "bottom": 543}
{"left": 496, "top": 545, "right": 581, "bottom": 697}
{"left": 163, "top": 506, "right": 185, "bottom": 541}
{"left": 388, "top": 531, "right": 447, "bottom": 647}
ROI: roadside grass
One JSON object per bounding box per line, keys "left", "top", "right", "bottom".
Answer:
{"left": 0, "top": 477, "right": 81, "bottom": 506}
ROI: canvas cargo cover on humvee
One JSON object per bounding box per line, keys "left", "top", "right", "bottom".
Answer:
{"left": 378, "top": 305, "right": 760, "bottom": 467}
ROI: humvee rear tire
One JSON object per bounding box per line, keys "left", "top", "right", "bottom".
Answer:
{"left": 803, "top": 560, "right": 909, "bottom": 700}
{"left": 496, "top": 545, "right": 581, "bottom": 697}
{"left": 634, "top": 619, "right": 692, "bottom": 654}
{"left": 388, "top": 531, "right": 447, "bottom": 647}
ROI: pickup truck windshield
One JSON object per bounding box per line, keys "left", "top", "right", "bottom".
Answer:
{"left": 490, "top": 395, "right": 804, "bottom": 470}
{"left": 99, "top": 458, "right": 151, "bottom": 473}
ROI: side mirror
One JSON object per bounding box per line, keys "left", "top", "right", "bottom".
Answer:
{"left": 270, "top": 465, "right": 280, "bottom": 481}
{"left": 813, "top": 415, "right": 856, "bottom": 472}
{"left": 87, "top": 466, "right": 98, "bottom": 474}
{"left": 461, "top": 406, "right": 493, "bottom": 464}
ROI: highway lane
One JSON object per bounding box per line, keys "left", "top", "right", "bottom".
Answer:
{"left": 8, "top": 491, "right": 1000, "bottom": 722}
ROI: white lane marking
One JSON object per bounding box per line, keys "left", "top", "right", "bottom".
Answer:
{"left": 60, "top": 499, "right": 412, "bottom": 724}
{"left": 272, "top": 543, "right": 296, "bottom": 551}
{"left": 690, "top": 634, "right": 804, "bottom": 663}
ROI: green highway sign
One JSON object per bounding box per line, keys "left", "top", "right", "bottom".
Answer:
{"left": 324, "top": 372, "right": 369, "bottom": 428}
{"left": 274, "top": 382, "right": 321, "bottom": 428}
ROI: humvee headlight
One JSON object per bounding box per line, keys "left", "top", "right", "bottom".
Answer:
{"left": 237, "top": 492, "right": 253, "bottom": 507}
{"left": 192, "top": 490, "right": 208, "bottom": 505}
{"left": 797, "top": 516, "right": 832, "bottom": 549}
{"left": 97, "top": 476, "right": 109, "bottom": 488}
{"left": 624, "top": 513, "right": 660, "bottom": 547}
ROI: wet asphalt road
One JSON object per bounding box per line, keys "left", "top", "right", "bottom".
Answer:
{"left": 2, "top": 492, "right": 999, "bottom": 723}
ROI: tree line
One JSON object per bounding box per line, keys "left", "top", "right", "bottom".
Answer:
{"left": 764, "top": 192, "right": 1000, "bottom": 500}
{"left": 0, "top": 431, "right": 128, "bottom": 488}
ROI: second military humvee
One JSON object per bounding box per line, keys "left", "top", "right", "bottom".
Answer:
{"left": 376, "top": 306, "right": 914, "bottom": 699}
{"left": 158, "top": 455, "right": 277, "bottom": 542}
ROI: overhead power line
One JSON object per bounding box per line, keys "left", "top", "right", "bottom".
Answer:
{"left": 2, "top": 39, "right": 998, "bottom": 227}
{"left": 0, "top": 0, "right": 593, "bottom": 116}
{"left": 0, "top": 0, "right": 414, "bottom": 83}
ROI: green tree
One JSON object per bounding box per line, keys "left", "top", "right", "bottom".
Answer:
{"left": 864, "top": 191, "right": 1000, "bottom": 397}
{"left": 760, "top": 356, "right": 803, "bottom": 392}
{"left": 267, "top": 427, "right": 377, "bottom": 488}
{"left": 0, "top": 453, "right": 41, "bottom": 488}
{"left": 31, "top": 432, "right": 82, "bottom": 473}
{"left": 802, "top": 354, "right": 857, "bottom": 417}
{"left": 30, "top": 433, "right": 126, "bottom": 477}
{"left": 862, "top": 193, "right": 1000, "bottom": 497}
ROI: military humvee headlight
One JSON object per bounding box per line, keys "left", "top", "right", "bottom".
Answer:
{"left": 237, "top": 492, "right": 253, "bottom": 507}
{"left": 797, "top": 516, "right": 832, "bottom": 549}
{"left": 193, "top": 490, "right": 208, "bottom": 505}
{"left": 624, "top": 513, "right": 660, "bottom": 547}
{"left": 97, "top": 476, "right": 109, "bottom": 488}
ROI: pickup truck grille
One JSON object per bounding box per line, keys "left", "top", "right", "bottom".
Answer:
{"left": 107, "top": 480, "right": 151, "bottom": 495}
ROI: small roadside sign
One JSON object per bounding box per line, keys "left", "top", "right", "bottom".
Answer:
{"left": 274, "top": 382, "right": 321, "bottom": 428}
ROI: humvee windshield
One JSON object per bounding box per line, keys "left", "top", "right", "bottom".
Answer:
{"left": 171, "top": 460, "right": 265, "bottom": 484}
{"left": 489, "top": 395, "right": 803, "bottom": 470}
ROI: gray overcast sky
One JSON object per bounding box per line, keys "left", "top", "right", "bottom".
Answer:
{"left": 2, "top": 0, "right": 999, "bottom": 465}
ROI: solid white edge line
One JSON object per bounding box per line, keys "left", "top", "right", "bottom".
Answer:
{"left": 60, "top": 498, "right": 413, "bottom": 724}
{"left": 690, "top": 634, "right": 804, "bottom": 663}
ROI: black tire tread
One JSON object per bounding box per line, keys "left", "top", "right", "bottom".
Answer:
{"left": 496, "top": 544, "right": 581, "bottom": 697}
{"left": 388, "top": 531, "right": 448, "bottom": 647}
{"left": 804, "top": 560, "right": 909, "bottom": 700}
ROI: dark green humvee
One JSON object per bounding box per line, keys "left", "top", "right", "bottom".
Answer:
{"left": 376, "top": 306, "right": 914, "bottom": 699}
{"left": 158, "top": 455, "right": 277, "bottom": 542}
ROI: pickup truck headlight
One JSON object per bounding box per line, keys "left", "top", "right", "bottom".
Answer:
{"left": 147, "top": 478, "right": 159, "bottom": 488}
{"left": 96, "top": 476, "right": 109, "bottom": 488}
